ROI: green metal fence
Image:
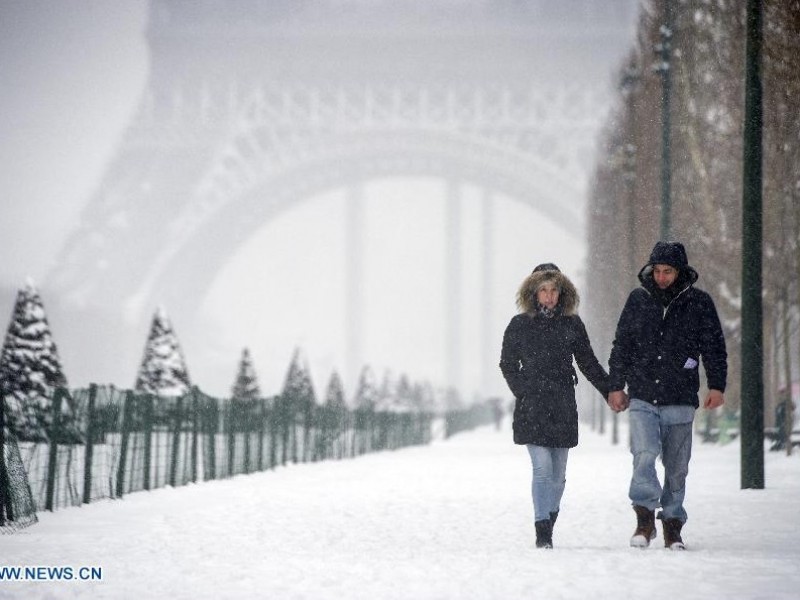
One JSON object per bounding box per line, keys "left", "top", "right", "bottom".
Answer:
{"left": 0, "top": 383, "right": 499, "bottom": 529}
{"left": 9, "top": 385, "right": 439, "bottom": 515}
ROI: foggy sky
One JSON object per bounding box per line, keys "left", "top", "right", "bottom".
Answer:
{"left": 0, "top": 0, "right": 148, "bottom": 286}
{"left": 0, "top": 1, "right": 636, "bottom": 400}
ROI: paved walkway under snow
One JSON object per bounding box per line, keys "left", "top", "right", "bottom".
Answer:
{"left": 3, "top": 420, "right": 799, "bottom": 599}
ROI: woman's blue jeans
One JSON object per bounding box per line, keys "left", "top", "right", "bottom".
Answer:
{"left": 526, "top": 445, "right": 569, "bottom": 522}
{"left": 628, "top": 399, "right": 695, "bottom": 523}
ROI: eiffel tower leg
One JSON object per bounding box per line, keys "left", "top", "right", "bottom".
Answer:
{"left": 445, "top": 179, "right": 462, "bottom": 394}
{"left": 480, "top": 188, "right": 495, "bottom": 396}
{"left": 346, "top": 183, "right": 365, "bottom": 391}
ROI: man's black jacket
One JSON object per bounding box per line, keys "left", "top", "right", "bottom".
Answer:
{"left": 608, "top": 269, "right": 727, "bottom": 407}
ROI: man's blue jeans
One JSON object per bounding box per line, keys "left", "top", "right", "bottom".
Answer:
{"left": 629, "top": 399, "right": 695, "bottom": 523}
{"left": 526, "top": 445, "right": 569, "bottom": 522}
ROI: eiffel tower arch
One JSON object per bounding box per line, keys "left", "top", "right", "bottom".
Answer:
{"left": 48, "top": 0, "right": 637, "bottom": 394}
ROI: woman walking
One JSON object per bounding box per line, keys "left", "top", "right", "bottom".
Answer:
{"left": 499, "top": 263, "right": 612, "bottom": 549}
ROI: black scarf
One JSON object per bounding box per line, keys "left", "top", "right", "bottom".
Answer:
{"left": 651, "top": 270, "right": 691, "bottom": 307}
{"left": 537, "top": 304, "right": 561, "bottom": 318}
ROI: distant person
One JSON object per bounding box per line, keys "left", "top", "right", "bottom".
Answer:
{"left": 607, "top": 241, "right": 727, "bottom": 550}
{"left": 489, "top": 397, "right": 505, "bottom": 431}
{"left": 772, "top": 388, "right": 796, "bottom": 451}
{"left": 500, "top": 263, "right": 611, "bottom": 549}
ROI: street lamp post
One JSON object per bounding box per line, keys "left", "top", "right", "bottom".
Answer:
{"left": 741, "top": 0, "right": 764, "bottom": 490}
{"left": 653, "top": 0, "right": 673, "bottom": 240}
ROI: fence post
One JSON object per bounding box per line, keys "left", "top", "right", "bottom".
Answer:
{"left": 257, "top": 398, "right": 267, "bottom": 471}
{"left": 269, "top": 398, "right": 278, "bottom": 469}
{"left": 303, "top": 402, "right": 313, "bottom": 463}
{"left": 44, "top": 387, "right": 66, "bottom": 511}
{"left": 243, "top": 400, "right": 252, "bottom": 474}
{"left": 352, "top": 410, "right": 361, "bottom": 457}
{"left": 142, "top": 395, "right": 153, "bottom": 491}
{"left": 169, "top": 396, "right": 183, "bottom": 488}
{"left": 82, "top": 384, "right": 98, "bottom": 504}
{"left": 226, "top": 401, "right": 235, "bottom": 477}
{"left": 204, "top": 397, "right": 217, "bottom": 481}
{"left": 0, "top": 393, "right": 7, "bottom": 524}
{"left": 191, "top": 389, "right": 199, "bottom": 483}
{"left": 281, "top": 398, "right": 290, "bottom": 465}
{"left": 115, "top": 390, "right": 134, "bottom": 498}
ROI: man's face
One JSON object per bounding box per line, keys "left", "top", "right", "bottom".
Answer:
{"left": 653, "top": 264, "right": 678, "bottom": 289}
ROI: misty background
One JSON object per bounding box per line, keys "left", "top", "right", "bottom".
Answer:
{"left": 0, "top": 1, "right": 639, "bottom": 402}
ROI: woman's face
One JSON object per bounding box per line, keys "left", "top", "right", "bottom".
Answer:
{"left": 536, "top": 282, "right": 560, "bottom": 310}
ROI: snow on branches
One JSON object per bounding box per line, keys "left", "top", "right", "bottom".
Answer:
{"left": 134, "top": 307, "right": 192, "bottom": 397}
{"left": 0, "top": 279, "right": 72, "bottom": 441}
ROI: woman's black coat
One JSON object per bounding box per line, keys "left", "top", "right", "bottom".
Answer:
{"left": 500, "top": 312, "right": 609, "bottom": 448}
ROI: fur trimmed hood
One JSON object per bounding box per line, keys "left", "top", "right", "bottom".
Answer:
{"left": 516, "top": 268, "right": 579, "bottom": 316}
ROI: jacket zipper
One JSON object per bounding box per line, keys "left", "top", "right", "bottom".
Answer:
{"left": 643, "top": 283, "right": 691, "bottom": 321}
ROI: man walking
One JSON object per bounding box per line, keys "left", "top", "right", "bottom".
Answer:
{"left": 607, "top": 241, "right": 727, "bottom": 550}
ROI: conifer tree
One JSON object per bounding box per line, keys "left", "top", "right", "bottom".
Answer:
{"left": 229, "top": 347, "right": 261, "bottom": 467}
{"left": 412, "top": 381, "right": 432, "bottom": 412}
{"left": 395, "top": 374, "right": 414, "bottom": 412}
{"left": 376, "top": 369, "right": 395, "bottom": 411}
{"left": 280, "top": 348, "right": 316, "bottom": 463}
{"left": 320, "top": 371, "right": 347, "bottom": 459}
{"left": 352, "top": 365, "right": 377, "bottom": 455}
{"left": 328, "top": 371, "right": 347, "bottom": 429}
{"left": 134, "top": 307, "right": 191, "bottom": 396}
{"left": 0, "top": 279, "right": 69, "bottom": 441}
{"left": 353, "top": 365, "right": 378, "bottom": 409}
{"left": 443, "top": 386, "right": 464, "bottom": 411}
{"left": 324, "top": 371, "right": 346, "bottom": 410}
{"left": 231, "top": 348, "right": 260, "bottom": 400}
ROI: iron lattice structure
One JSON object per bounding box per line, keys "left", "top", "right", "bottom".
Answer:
{"left": 48, "top": 0, "right": 637, "bottom": 390}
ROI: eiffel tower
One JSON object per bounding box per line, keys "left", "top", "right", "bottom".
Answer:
{"left": 49, "top": 0, "right": 637, "bottom": 395}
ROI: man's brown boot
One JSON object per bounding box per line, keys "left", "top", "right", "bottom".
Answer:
{"left": 630, "top": 505, "right": 657, "bottom": 548}
{"left": 662, "top": 518, "right": 686, "bottom": 550}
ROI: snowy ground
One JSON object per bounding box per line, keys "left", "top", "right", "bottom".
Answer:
{"left": 2, "top": 418, "right": 799, "bottom": 600}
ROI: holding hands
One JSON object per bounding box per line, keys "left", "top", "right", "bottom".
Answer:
{"left": 607, "top": 390, "right": 630, "bottom": 413}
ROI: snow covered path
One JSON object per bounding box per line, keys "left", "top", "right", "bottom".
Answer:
{"left": 3, "top": 420, "right": 799, "bottom": 599}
